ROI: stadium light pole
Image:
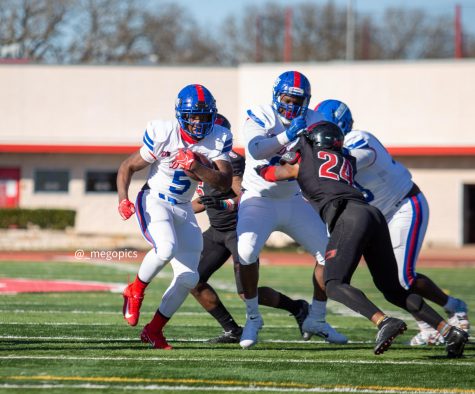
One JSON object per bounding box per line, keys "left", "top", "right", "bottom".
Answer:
{"left": 346, "top": 0, "right": 355, "bottom": 61}
{"left": 455, "top": 4, "right": 463, "bottom": 58}
{"left": 283, "top": 7, "right": 293, "bottom": 62}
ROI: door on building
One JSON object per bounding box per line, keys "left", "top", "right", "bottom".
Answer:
{"left": 463, "top": 184, "right": 475, "bottom": 244}
{"left": 0, "top": 168, "right": 20, "bottom": 208}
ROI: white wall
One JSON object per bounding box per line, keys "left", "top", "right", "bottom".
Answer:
{"left": 1, "top": 60, "right": 474, "bottom": 147}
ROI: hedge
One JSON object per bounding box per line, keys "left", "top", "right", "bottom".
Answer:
{"left": 0, "top": 208, "right": 76, "bottom": 230}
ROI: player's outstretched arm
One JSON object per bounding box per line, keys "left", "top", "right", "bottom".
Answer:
{"left": 255, "top": 162, "right": 300, "bottom": 182}
{"left": 116, "top": 151, "right": 150, "bottom": 220}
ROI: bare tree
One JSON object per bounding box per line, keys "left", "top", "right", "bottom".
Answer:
{"left": 0, "top": 0, "right": 69, "bottom": 62}
{"left": 141, "top": 3, "right": 220, "bottom": 65}
{"left": 371, "top": 8, "right": 452, "bottom": 59}
{"left": 66, "top": 0, "right": 147, "bottom": 64}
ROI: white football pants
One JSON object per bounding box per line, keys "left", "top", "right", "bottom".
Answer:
{"left": 135, "top": 189, "right": 202, "bottom": 317}
{"left": 237, "top": 191, "right": 328, "bottom": 265}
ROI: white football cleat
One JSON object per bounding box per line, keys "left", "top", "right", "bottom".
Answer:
{"left": 448, "top": 313, "right": 470, "bottom": 333}
{"left": 410, "top": 329, "right": 444, "bottom": 346}
{"left": 239, "top": 314, "right": 263, "bottom": 349}
{"left": 302, "top": 317, "right": 348, "bottom": 344}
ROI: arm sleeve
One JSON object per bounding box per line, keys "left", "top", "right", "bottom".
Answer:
{"left": 244, "top": 118, "right": 290, "bottom": 160}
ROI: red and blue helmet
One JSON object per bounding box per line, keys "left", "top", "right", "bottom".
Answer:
{"left": 214, "top": 113, "right": 231, "bottom": 130}
{"left": 315, "top": 99, "right": 353, "bottom": 135}
{"left": 272, "top": 71, "right": 311, "bottom": 121}
{"left": 175, "top": 84, "right": 217, "bottom": 140}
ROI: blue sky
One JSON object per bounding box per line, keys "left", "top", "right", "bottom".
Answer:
{"left": 169, "top": 0, "right": 475, "bottom": 33}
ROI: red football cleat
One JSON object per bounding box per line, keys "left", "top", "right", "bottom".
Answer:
{"left": 140, "top": 324, "right": 173, "bottom": 350}
{"left": 122, "top": 283, "right": 144, "bottom": 326}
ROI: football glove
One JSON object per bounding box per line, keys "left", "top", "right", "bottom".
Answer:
{"left": 118, "top": 199, "right": 135, "bottom": 220}
{"left": 171, "top": 148, "right": 196, "bottom": 170}
{"left": 285, "top": 116, "right": 306, "bottom": 141}
{"left": 279, "top": 151, "right": 300, "bottom": 165}
{"left": 199, "top": 196, "right": 235, "bottom": 211}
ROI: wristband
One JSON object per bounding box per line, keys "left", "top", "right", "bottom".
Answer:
{"left": 261, "top": 166, "right": 278, "bottom": 182}
{"left": 220, "top": 198, "right": 235, "bottom": 211}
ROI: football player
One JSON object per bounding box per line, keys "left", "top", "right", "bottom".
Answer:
{"left": 117, "top": 84, "right": 233, "bottom": 349}
{"left": 190, "top": 114, "right": 309, "bottom": 343}
{"left": 315, "top": 99, "right": 470, "bottom": 345}
{"left": 237, "top": 71, "right": 347, "bottom": 348}
{"left": 256, "top": 121, "right": 469, "bottom": 357}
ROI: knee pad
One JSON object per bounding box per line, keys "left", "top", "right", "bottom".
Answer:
{"left": 405, "top": 293, "right": 424, "bottom": 314}
{"left": 237, "top": 242, "right": 258, "bottom": 265}
{"left": 325, "top": 279, "right": 342, "bottom": 300}
{"left": 176, "top": 271, "right": 199, "bottom": 290}
{"left": 155, "top": 241, "right": 176, "bottom": 262}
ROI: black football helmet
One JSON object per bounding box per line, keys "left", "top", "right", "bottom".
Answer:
{"left": 304, "top": 121, "right": 344, "bottom": 151}
{"left": 215, "top": 113, "right": 231, "bottom": 130}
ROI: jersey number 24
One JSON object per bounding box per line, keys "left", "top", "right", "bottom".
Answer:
{"left": 317, "top": 151, "right": 353, "bottom": 185}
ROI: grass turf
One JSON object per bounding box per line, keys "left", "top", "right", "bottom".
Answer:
{"left": 0, "top": 259, "right": 474, "bottom": 393}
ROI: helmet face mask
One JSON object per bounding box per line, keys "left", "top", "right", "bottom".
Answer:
{"left": 175, "top": 84, "right": 217, "bottom": 140}
{"left": 272, "top": 71, "right": 311, "bottom": 122}
{"left": 305, "top": 121, "right": 345, "bottom": 152}
{"left": 315, "top": 99, "right": 353, "bottom": 135}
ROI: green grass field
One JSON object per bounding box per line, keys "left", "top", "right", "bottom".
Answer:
{"left": 0, "top": 259, "right": 474, "bottom": 394}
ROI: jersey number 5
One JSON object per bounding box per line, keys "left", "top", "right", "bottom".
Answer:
{"left": 169, "top": 170, "right": 191, "bottom": 195}
{"left": 317, "top": 151, "right": 353, "bottom": 185}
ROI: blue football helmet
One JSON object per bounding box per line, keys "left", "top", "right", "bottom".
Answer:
{"left": 175, "top": 84, "right": 217, "bottom": 140}
{"left": 315, "top": 99, "right": 353, "bottom": 135}
{"left": 272, "top": 71, "right": 311, "bottom": 121}
{"left": 214, "top": 113, "right": 231, "bottom": 130}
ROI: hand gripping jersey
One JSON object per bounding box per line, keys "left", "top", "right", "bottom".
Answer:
{"left": 241, "top": 104, "right": 323, "bottom": 199}
{"left": 140, "top": 119, "right": 232, "bottom": 203}
{"left": 197, "top": 150, "right": 245, "bottom": 231}
{"left": 344, "top": 130, "right": 413, "bottom": 218}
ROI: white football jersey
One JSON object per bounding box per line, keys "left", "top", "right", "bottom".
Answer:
{"left": 344, "top": 130, "right": 413, "bottom": 218}
{"left": 241, "top": 105, "right": 323, "bottom": 199}
{"left": 140, "top": 119, "right": 232, "bottom": 203}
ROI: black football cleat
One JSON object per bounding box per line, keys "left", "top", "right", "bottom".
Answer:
{"left": 208, "top": 327, "right": 243, "bottom": 344}
{"left": 445, "top": 326, "right": 469, "bottom": 358}
{"left": 374, "top": 317, "right": 407, "bottom": 355}
{"left": 291, "top": 299, "right": 309, "bottom": 336}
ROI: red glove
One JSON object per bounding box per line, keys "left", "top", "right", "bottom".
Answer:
{"left": 118, "top": 199, "right": 135, "bottom": 220}
{"left": 171, "top": 148, "right": 196, "bottom": 170}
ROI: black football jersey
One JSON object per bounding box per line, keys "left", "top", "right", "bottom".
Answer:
{"left": 197, "top": 150, "right": 245, "bottom": 231}
{"left": 295, "top": 137, "right": 365, "bottom": 225}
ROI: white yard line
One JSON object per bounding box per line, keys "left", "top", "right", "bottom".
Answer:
{"left": 1, "top": 383, "right": 472, "bottom": 393}
{"left": 1, "top": 355, "right": 473, "bottom": 367}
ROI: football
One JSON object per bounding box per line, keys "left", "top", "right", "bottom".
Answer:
{"left": 185, "top": 152, "right": 214, "bottom": 181}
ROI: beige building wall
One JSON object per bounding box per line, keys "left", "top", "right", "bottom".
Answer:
{"left": 1, "top": 61, "right": 475, "bottom": 247}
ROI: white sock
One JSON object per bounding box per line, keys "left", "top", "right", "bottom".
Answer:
{"left": 416, "top": 319, "right": 434, "bottom": 331}
{"left": 245, "top": 296, "right": 259, "bottom": 317}
{"left": 309, "top": 299, "right": 327, "bottom": 321}
{"left": 138, "top": 249, "right": 168, "bottom": 283}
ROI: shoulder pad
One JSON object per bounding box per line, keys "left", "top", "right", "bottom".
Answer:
{"left": 246, "top": 105, "right": 276, "bottom": 129}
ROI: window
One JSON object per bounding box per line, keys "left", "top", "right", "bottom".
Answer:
{"left": 34, "top": 170, "right": 69, "bottom": 193}
{"left": 86, "top": 171, "right": 117, "bottom": 193}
